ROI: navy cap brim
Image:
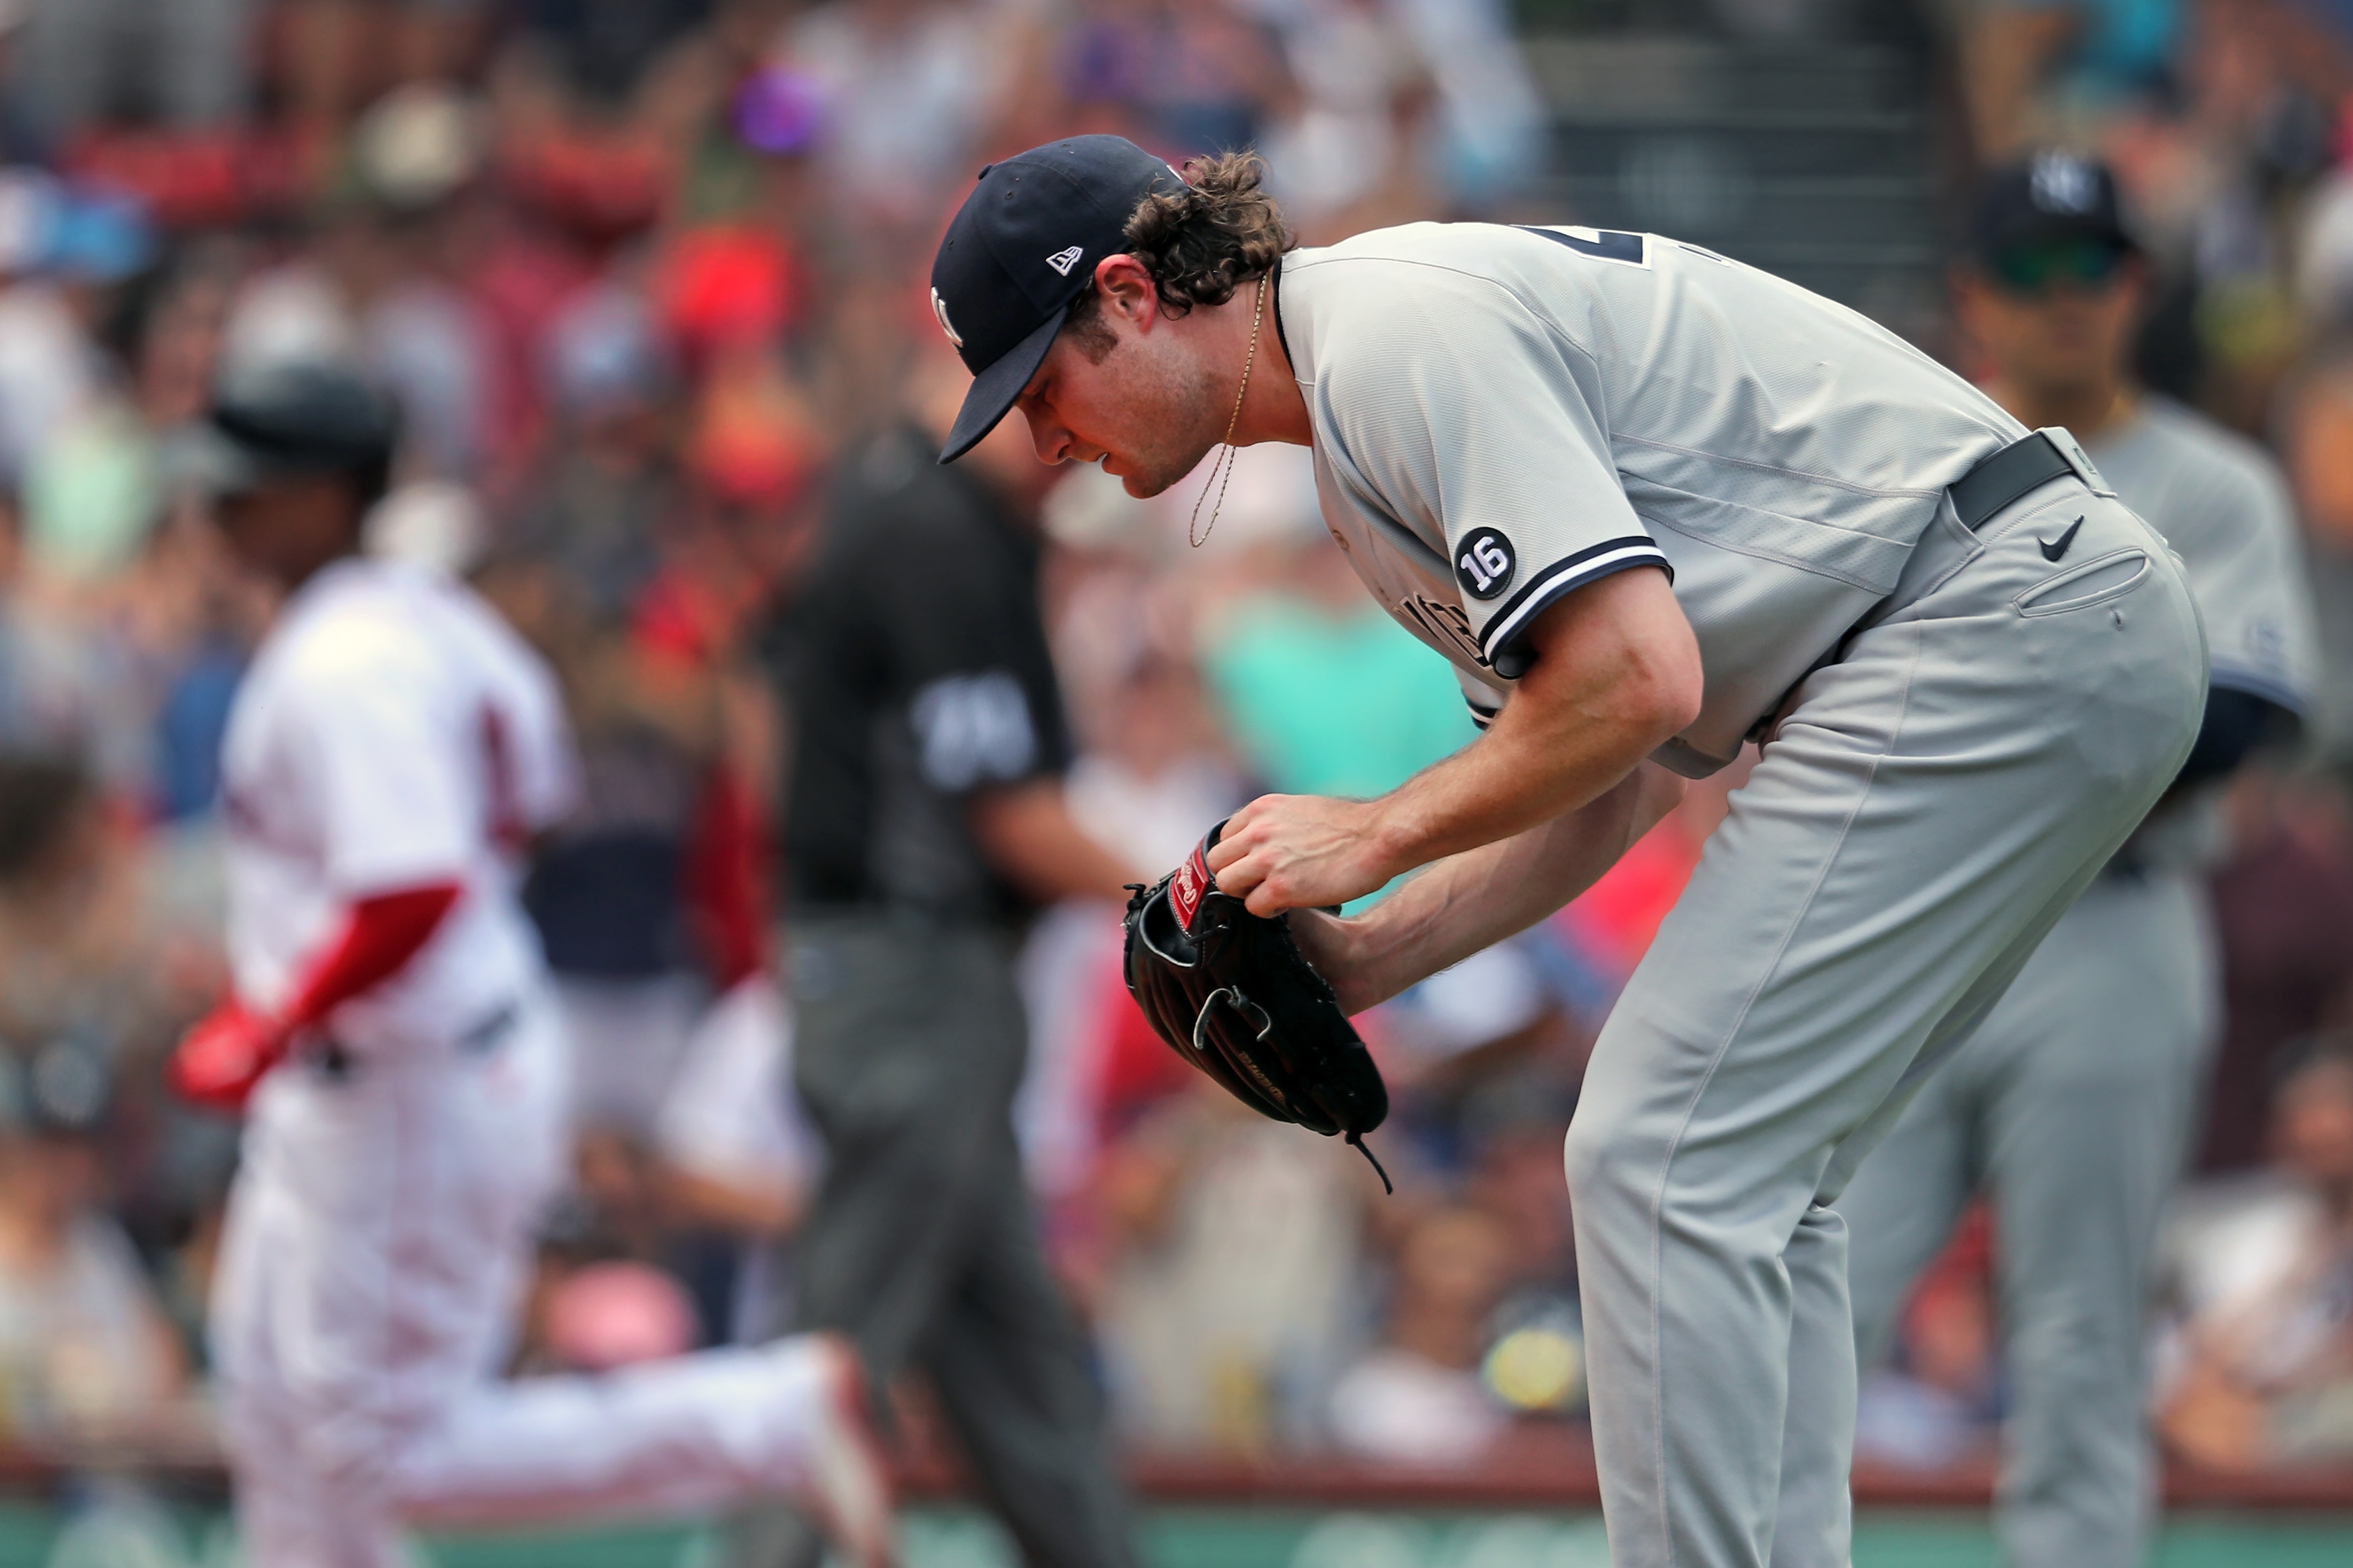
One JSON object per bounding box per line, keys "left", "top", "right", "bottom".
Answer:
{"left": 939, "top": 304, "right": 1065, "bottom": 463}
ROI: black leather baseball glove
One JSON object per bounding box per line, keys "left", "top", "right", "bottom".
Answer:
{"left": 1122, "top": 821, "right": 1392, "bottom": 1191}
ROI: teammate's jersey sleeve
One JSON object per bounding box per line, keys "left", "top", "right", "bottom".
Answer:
{"left": 1307, "top": 264, "right": 1671, "bottom": 676}
{"left": 2099, "top": 403, "right": 2318, "bottom": 715}
{"left": 288, "top": 630, "right": 476, "bottom": 896}
{"left": 2169, "top": 446, "right": 2317, "bottom": 714}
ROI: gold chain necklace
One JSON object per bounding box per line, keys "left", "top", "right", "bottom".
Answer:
{"left": 1187, "top": 272, "right": 1268, "bottom": 550}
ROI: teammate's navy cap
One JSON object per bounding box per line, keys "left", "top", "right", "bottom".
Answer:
{"left": 1969, "top": 150, "right": 2136, "bottom": 264}
{"left": 183, "top": 357, "right": 399, "bottom": 495}
{"left": 929, "top": 135, "right": 1188, "bottom": 463}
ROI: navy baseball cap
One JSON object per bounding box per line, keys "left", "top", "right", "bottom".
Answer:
{"left": 929, "top": 135, "right": 1189, "bottom": 463}
{"left": 1969, "top": 150, "right": 2136, "bottom": 264}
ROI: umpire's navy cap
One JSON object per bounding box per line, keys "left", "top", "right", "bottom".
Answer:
{"left": 184, "top": 357, "right": 399, "bottom": 495}
{"left": 929, "top": 135, "right": 1188, "bottom": 463}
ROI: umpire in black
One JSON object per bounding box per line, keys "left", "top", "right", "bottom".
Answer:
{"left": 734, "top": 329, "right": 1141, "bottom": 1568}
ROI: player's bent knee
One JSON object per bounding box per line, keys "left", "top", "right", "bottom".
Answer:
{"left": 1561, "top": 1114, "right": 1644, "bottom": 1211}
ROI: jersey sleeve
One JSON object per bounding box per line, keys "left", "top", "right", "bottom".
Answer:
{"left": 2166, "top": 446, "right": 2319, "bottom": 715}
{"left": 1313, "top": 267, "right": 1668, "bottom": 677}
{"left": 288, "top": 639, "right": 477, "bottom": 896}
{"left": 1456, "top": 664, "right": 1510, "bottom": 730}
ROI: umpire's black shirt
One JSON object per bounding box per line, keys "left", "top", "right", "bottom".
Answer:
{"left": 770, "top": 424, "right": 1072, "bottom": 926}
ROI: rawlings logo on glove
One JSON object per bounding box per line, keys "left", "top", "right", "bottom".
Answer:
{"left": 1122, "top": 821, "right": 1393, "bottom": 1191}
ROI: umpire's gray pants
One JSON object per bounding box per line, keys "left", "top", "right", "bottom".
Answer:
{"left": 1838, "top": 869, "right": 2216, "bottom": 1568}
{"left": 729, "top": 914, "right": 1139, "bottom": 1568}
{"left": 1563, "top": 479, "right": 2207, "bottom": 1568}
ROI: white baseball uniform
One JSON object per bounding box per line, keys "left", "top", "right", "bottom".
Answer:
{"left": 1274, "top": 222, "right": 2208, "bottom": 1567}
{"left": 208, "top": 558, "right": 842, "bottom": 1568}
{"left": 1837, "top": 395, "right": 2319, "bottom": 1568}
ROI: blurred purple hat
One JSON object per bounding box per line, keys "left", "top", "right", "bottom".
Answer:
{"left": 732, "top": 68, "right": 827, "bottom": 159}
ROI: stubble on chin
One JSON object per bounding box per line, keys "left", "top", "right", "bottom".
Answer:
{"left": 1112, "top": 355, "right": 1230, "bottom": 499}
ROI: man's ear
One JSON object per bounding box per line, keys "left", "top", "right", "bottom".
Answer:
{"left": 1092, "top": 254, "right": 1161, "bottom": 332}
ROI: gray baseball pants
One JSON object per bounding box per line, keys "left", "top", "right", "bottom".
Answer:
{"left": 1837, "top": 868, "right": 2216, "bottom": 1568}
{"left": 728, "top": 913, "right": 1139, "bottom": 1568}
{"left": 1563, "top": 477, "right": 2207, "bottom": 1568}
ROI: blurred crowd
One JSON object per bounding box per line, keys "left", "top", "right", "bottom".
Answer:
{"left": 0, "top": 0, "right": 2350, "bottom": 1524}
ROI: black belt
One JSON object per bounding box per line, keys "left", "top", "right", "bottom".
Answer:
{"left": 1950, "top": 430, "right": 2078, "bottom": 532}
{"left": 1744, "top": 428, "right": 2088, "bottom": 755}
{"left": 309, "top": 1000, "right": 519, "bottom": 1080}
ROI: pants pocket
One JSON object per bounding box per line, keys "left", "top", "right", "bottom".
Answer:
{"left": 2012, "top": 548, "right": 2151, "bottom": 617}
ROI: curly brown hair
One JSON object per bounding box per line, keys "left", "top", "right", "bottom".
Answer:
{"left": 1063, "top": 150, "right": 1296, "bottom": 363}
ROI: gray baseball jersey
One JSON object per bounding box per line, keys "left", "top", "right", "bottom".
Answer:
{"left": 2088, "top": 395, "right": 2315, "bottom": 713}
{"left": 1274, "top": 222, "right": 2028, "bottom": 776}
{"left": 1266, "top": 222, "right": 2209, "bottom": 1567}
{"left": 2091, "top": 396, "right": 2318, "bottom": 873}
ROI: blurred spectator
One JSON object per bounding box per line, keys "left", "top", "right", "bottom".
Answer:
{"left": 2202, "top": 773, "right": 2353, "bottom": 1170}
{"left": 0, "top": 1037, "right": 190, "bottom": 1450}
{"left": 221, "top": 130, "right": 497, "bottom": 486}
{"left": 0, "top": 752, "right": 193, "bottom": 1453}
{"left": 1327, "top": 1204, "right": 1513, "bottom": 1466}
{"left": 1382, "top": 0, "right": 1542, "bottom": 208}
{"left": 508, "top": 0, "right": 716, "bottom": 114}
{"left": 0, "top": 173, "right": 111, "bottom": 492}
{"left": 1193, "top": 455, "right": 1476, "bottom": 807}
{"left": 13, "top": 0, "right": 252, "bottom": 146}
{"left": 1256, "top": 0, "right": 1538, "bottom": 236}
{"left": 497, "top": 265, "right": 813, "bottom": 1136}
{"left": 1260, "top": 0, "right": 1437, "bottom": 238}
{"left": 778, "top": 0, "right": 1032, "bottom": 240}
{"left": 1096, "top": 1082, "right": 1367, "bottom": 1452}
{"left": 1961, "top": 0, "right": 2189, "bottom": 160}
{"left": 514, "top": 279, "right": 675, "bottom": 614}
{"left": 651, "top": 975, "right": 821, "bottom": 1336}
{"left": 2160, "top": 1037, "right": 2353, "bottom": 1468}
{"left": 510, "top": 557, "right": 737, "bottom": 1135}
{"left": 1055, "top": 0, "right": 1294, "bottom": 164}
{"left": 2283, "top": 339, "right": 2353, "bottom": 761}
{"left": 1854, "top": 1207, "right": 2004, "bottom": 1470}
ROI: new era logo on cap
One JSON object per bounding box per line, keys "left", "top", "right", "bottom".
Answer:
{"left": 1045, "top": 246, "right": 1084, "bottom": 277}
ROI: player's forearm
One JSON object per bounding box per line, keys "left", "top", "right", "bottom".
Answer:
{"left": 279, "top": 883, "right": 464, "bottom": 1030}
{"left": 1309, "top": 764, "right": 1681, "bottom": 1011}
{"left": 1362, "top": 570, "right": 1701, "bottom": 876}
{"left": 173, "top": 880, "right": 464, "bottom": 1112}
{"left": 1207, "top": 568, "right": 1700, "bottom": 917}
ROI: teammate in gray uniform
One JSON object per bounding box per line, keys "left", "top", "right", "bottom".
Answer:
{"left": 1835, "top": 154, "right": 2317, "bottom": 1568}
{"left": 928, "top": 137, "right": 2208, "bottom": 1568}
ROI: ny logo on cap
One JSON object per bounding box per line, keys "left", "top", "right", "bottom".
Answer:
{"left": 1045, "top": 246, "right": 1084, "bottom": 277}
{"left": 2029, "top": 152, "right": 2098, "bottom": 215}
{"left": 930, "top": 286, "right": 964, "bottom": 348}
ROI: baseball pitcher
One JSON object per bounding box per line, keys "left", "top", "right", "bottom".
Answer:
{"left": 929, "top": 137, "right": 2208, "bottom": 1568}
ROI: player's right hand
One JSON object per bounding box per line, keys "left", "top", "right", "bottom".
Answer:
{"left": 168, "top": 1000, "right": 288, "bottom": 1115}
